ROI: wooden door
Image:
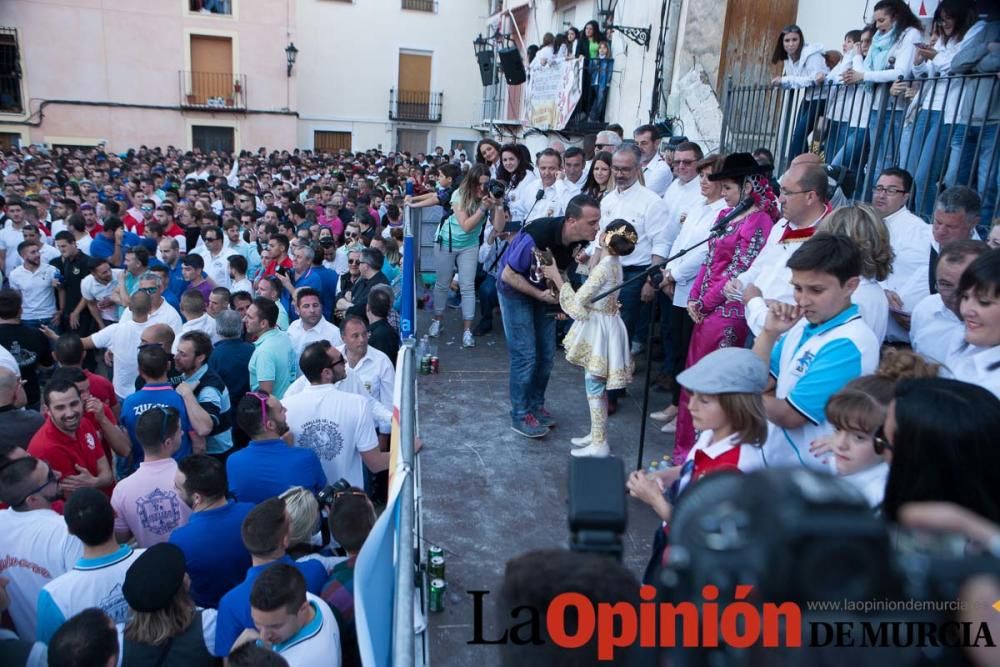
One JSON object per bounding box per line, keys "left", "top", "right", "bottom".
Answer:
{"left": 396, "top": 129, "right": 428, "bottom": 155}
{"left": 717, "top": 0, "right": 798, "bottom": 88}
{"left": 190, "top": 35, "right": 233, "bottom": 105}
{"left": 314, "top": 131, "right": 352, "bottom": 153}
{"left": 398, "top": 53, "right": 432, "bottom": 120}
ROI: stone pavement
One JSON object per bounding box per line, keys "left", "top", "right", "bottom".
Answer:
{"left": 418, "top": 307, "right": 672, "bottom": 665}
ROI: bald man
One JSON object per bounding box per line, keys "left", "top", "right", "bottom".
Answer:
{"left": 135, "top": 323, "right": 184, "bottom": 390}
{"left": 787, "top": 153, "right": 849, "bottom": 207}
{"left": 0, "top": 367, "right": 43, "bottom": 450}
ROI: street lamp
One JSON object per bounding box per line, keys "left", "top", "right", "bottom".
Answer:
{"left": 596, "top": 0, "right": 651, "bottom": 50}
{"left": 285, "top": 42, "right": 298, "bottom": 77}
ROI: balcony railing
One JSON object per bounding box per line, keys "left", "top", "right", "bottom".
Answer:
{"left": 389, "top": 89, "right": 443, "bottom": 123}
{"left": 401, "top": 0, "right": 436, "bottom": 11}
{"left": 179, "top": 71, "right": 247, "bottom": 111}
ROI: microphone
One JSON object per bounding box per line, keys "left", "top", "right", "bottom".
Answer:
{"left": 522, "top": 188, "right": 547, "bottom": 225}
{"left": 710, "top": 196, "right": 754, "bottom": 234}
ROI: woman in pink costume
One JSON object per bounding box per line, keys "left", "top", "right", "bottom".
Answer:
{"left": 673, "top": 153, "right": 779, "bottom": 462}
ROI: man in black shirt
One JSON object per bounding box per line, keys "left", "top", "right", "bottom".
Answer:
{"left": 340, "top": 247, "right": 390, "bottom": 320}
{"left": 50, "top": 231, "right": 94, "bottom": 335}
{"left": 0, "top": 289, "right": 54, "bottom": 410}
{"left": 366, "top": 285, "right": 399, "bottom": 366}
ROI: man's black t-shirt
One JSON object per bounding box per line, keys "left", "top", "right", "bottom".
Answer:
{"left": 49, "top": 250, "right": 91, "bottom": 315}
{"left": 0, "top": 324, "right": 53, "bottom": 407}
{"left": 368, "top": 318, "right": 399, "bottom": 366}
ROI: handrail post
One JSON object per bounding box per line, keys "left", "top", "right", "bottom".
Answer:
{"left": 392, "top": 341, "right": 416, "bottom": 666}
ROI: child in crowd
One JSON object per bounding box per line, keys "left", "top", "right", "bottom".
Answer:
{"left": 321, "top": 486, "right": 377, "bottom": 667}
{"left": 627, "top": 347, "right": 770, "bottom": 584}
{"left": 540, "top": 220, "right": 636, "bottom": 458}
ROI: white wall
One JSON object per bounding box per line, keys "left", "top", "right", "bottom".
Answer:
{"left": 295, "top": 0, "right": 487, "bottom": 152}
{"left": 795, "top": 0, "right": 872, "bottom": 55}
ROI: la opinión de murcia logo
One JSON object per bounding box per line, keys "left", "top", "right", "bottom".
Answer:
{"left": 466, "top": 584, "right": 997, "bottom": 661}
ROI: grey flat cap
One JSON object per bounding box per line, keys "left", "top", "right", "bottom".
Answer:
{"left": 676, "top": 347, "right": 768, "bottom": 395}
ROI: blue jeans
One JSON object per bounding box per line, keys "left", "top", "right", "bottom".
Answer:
{"left": 946, "top": 122, "right": 1000, "bottom": 233}
{"left": 867, "top": 108, "right": 905, "bottom": 196}
{"left": 904, "top": 111, "right": 950, "bottom": 218}
{"left": 824, "top": 120, "right": 849, "bottom": 163}
{"left": 478, "top": 273, "right": 498, "bottom": 322}
{"left": 788, "top": 99, "right": 825, "bottom": 163}
{"left": 498, "top": 291, "right": 556, "bottom": 420}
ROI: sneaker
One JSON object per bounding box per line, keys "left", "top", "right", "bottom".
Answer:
{"left": 428, "top": 319, "right": 441, "bottom": 337}
{"left": 511, "top": 414, "right": 549, "bottom": 438}
{"left": 462, "top": 330, "right": 475, "bottom": 348}
{"left": 531, "top": 407, "right": 556, "bottom": 428}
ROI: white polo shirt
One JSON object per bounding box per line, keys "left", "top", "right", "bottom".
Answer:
{"left": 8, "top": 263, "right": 59, "bottom": 321}
{"left": 193, "top": 246, "right": 237, "bottom": 289}
{"left": 338, "top": 344, "right": 395, "bottom": 415}
{"left": 174, "top": 313, "right": 219, "bottom": 352}
{"left": 525, "top": 182, "right": 567, "bottom": 224}
{"left": 80, "top": 269, "right": 123, "bottom": 322}
{"left": 121, "top": 300, "right": 183, "bottom": 332}
{"left": 89, "top": 318, "right": 153, "bottom": 399}
{"left": 0, "top": 508, "right": 84, "bottom": 642}
{"left": 880, "top": 206, "right": 932, "bottom": 299}
{"left": 36, "top": 544, "right": 143, "bottom": 644}
{"left": 270, "top": 593, "right": 342, "bottom": 667}
{"left": 910, "top": 293, "right": 964, "bottom": 364}
{"left": 284, "top": 368, "right": 392, "bottom": 432}
{"left": 640, "top": 153, "right": 673, "bottom": 197}
{"left": 944, "top": 342, "right": 1000, "bottom": 399}
{"left": 282, "top": 383, "right": 378, "bottom": 490}
{"left": 596, "top": 181, "right": 676, "bottom": 268}
{"left": 287, "top": 317, "right": 344, "bottom": 357}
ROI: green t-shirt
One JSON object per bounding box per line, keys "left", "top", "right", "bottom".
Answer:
{"left": 249, "top": 328, "right": 298, "bottom": 398}
{"left": 437, "top": 190, "right": 484, "bottom": 251}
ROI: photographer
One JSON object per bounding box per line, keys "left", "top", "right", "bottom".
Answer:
{"left": 427, "top": 165, "right": 506, "bottom": 349}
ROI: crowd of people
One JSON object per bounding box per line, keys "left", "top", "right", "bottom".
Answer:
{"left": 525, "top": 20, "right": 614, "bottom": 123}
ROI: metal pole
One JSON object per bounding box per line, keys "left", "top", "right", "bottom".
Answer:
{"left": 401, "top": 205, "right": 417, "bottom": 341}
{"left": 392, "top": 341, "right": 416, "bottom": 666}
{"left": 634, "top": 296, "right": 657, "bottom": 472}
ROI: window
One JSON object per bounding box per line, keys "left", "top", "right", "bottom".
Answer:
{"left": 314, "top": 131, "right": 351, "bottom": 153}
{"left": 401, "top": 0, "right": 436, "bottom": 10}
{"left": 0, "top": 133, "right": 20, "bottom": 149}
{"left": 188, "top": 0, "right": 234, "bottom": 16}
{"left": 192, "top": 125, "right": 235, "bottom": 153}
{"left": 0, "top": 27, "right": 23, "bottom": 114}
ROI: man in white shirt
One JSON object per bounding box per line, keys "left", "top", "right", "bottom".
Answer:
{"left": 35, "top": 488, "right": 143, "bottom": 644}
{"left": 287, "top": 288, "right": 343, "bottom": 357}
{"left": 22, "top": 225, "right": 60, "bottom": 266}
{"left": 192, "top": 225, "right": 237, "bottom": 289}
{"left": 526, "top": 149, "right": 569, "bottom": 224}
{"left": 727, "top": 163, "right": 831, "bottom": 336}
{"left": 871, "top": 168, "right": 932, "bottom": 341}
{"left": 587, "top": 144, "right": 676, "bottom": 362}
{"left": 86, "top": 290, "right": 154, "bottom": 401}
{"left": 245, "top": 564, "right": 341, "bottom": 667}
{"left": 282, "top": 341, "right": 383, "bottom": 490}
{"left": 0, "top": 456, "right": 85, "bottom": 642}
{"left": 634, "top": 124, "right": 673, "bottom": 196}
{"left": 175, "top": 290, "right": 219, "bottom": 352}
{"left": 559, "top": 147, "right": 588, "bottom": 205}
{"left": 80, "top": 258, "right": 121, "bottom": 325}
{"left": 223, "top": 218, "right": 262, "bottom": 277}
{"left": 8, "top": 241, "right": 59, "bottom": 328}
{"left": 0, "top": 198, "right": 31, "bottom": 275}
{"left": 120, "top": 272, "right": 183, "bottom": 332}
{"left": 338, "top": 316, "right": 394, "bottom": 417}
{"left": 910, "top": 239, "right": 986, "bottom": 364}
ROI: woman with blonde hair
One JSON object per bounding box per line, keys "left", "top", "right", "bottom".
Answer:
{"left": 280, "top": 486, "right": 321, "bottom": 558}
{"left": 819, "top": 203, "right": 894, "bottom": 342}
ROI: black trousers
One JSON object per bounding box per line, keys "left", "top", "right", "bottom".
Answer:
{"left": 670, "top": 305, "right": 695, "bottom": 407}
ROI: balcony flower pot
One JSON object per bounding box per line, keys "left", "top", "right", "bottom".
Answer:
{"left": 233, "top": 81, "right": 242, "bottom": 93}
{"left": 186, "top": 94, "right": 197, "bottom": 105}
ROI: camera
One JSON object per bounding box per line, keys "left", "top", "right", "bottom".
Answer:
{"left": 486, "top": 178, "right": 507, "bottom": 200}
{"left": 317, "top": 478, "right": 352, "bottom": 508}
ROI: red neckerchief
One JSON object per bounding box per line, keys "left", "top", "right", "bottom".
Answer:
{"left": 778, "top": 203, "right": 832, "bottom": 244}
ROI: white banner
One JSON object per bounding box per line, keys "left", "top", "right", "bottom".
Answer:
{"left": 522, "top": 57, "right": 584, "bottom": 131}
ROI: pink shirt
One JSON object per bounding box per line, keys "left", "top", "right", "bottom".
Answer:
{"left": 110, "top": 458, "right": 191, "bottom": 547}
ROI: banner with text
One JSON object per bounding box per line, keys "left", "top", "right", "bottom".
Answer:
{"left": 522, "top": 58, "right": 584, "bottom": 131}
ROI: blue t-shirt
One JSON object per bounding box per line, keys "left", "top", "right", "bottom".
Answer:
{"left": 315, "top": 266, "right": 339, "bottom": 322}
{"left": 163, "top": 261, "right": 186, "bottom": 311}
{"left": 289, "top": 268, "right": 324, "bottom": 319}
{"left": 226, "top": 438, "right": 327, "bottom": 504}
{"left": 89, "top": 231, "right": 144, "bottom": 267}
{"left": 168, "top": 501, "right": 254, "bottom": 609}
{"left": 213, "top": 555, "right": 327, "bottom": 657}
{"left": 119, "top": 383, "right": 193, "bottom": 478}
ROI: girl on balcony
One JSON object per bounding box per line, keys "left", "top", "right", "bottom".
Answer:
{"left": 771, "top": 24, "right": 830, "bottom": 164}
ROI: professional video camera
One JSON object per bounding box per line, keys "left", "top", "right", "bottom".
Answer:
{"left": 316, "top": 477, "right": 352, "bottom": 508}
{"left": 657, "top": 469, "right": 1000, "bottom": 667}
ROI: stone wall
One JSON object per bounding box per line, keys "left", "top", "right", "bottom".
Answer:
{"left": 674, "top": 0, "right": 728, "bottom": 94}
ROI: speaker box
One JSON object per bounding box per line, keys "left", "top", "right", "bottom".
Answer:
{"left": 476, "top": 51, "right": 495, "bottom": 87}
{"left": 568, "top": 457, "right": 627, "bottom": 533}
{"left": 498, "top": 46, "right": 527, "bottom": 86}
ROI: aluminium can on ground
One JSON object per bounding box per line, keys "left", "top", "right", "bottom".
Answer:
{"left": 429, "top": 578, "right": 446, "bottom": 612}
{"left": 429, "top": 555, "right": 446, "bottom": 580}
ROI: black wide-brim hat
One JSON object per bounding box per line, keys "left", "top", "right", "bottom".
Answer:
{"left": 708, "top": 152, "right": 772, "bottom": 181}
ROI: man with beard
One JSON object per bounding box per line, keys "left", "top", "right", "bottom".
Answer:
{"left": 175, "top": 331, "right": 233, "bottom": 459}
{"left": 168, "top": 454, "right": 253, "bottom": 609}
{"left": 287, "top": 288, "right": 342, "bottom": 357}
{"left": 9, "top": 241, "right": 60, "bottom": 329}
{"left": 28, "top": 376, "right": 114, "bottom": 496}
{"left": 244, "top": 297, "right": 297, "bottom": 398}
{"left": 225, "top": 391, "right": 326, "bottom": 504}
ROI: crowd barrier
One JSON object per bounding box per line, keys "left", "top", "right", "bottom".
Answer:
{"left": 720, "top": 71, "right": 999, "bottom": 224}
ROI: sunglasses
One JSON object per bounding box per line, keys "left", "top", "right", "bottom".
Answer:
{"left": 344, "top": 231, "right": 358, "bottom": 238}
{"left": 348, "top": 259, "right": 361, "bottom": 265}
{"left": 137, "top": 286, "right": 159, "bottom": 295}
{"left": 873, "top": 426, "right": 893, "bottom": 455}
{"left": 11, "top": 468, "right": 58, "bottom": 507}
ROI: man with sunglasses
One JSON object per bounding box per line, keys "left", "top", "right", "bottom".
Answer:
{"left": 0, "top": 456, "right": 83, "bottom": 642}
{"left": 193, "top": 225, "right": 237, "bottom": 290}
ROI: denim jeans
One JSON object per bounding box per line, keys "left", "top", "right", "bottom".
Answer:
{"left": 946, "top": 123, "right": 1000, "bottom": 232}
{"left": 830, "top": 126, "right": 868, "bottom": 173}
{"left": 498, "top": 291, "right": 556, "bottom": 420}
{"left": 824, "top": 120, "right": 850, "bottom": 164}
{"left": 433, "top": 244, "right": 478, "bottom": 322}
{"left": 867, "top": 108, "right": 905, "bottom": 195}
{"left": 904, "top": 111, "right": 950, "bottom": 217}
{"left": 788, "top": 99, "right": 825, "bottom": 163}
{"left": 478, "top": 273, "right": 498, "bottom": 322}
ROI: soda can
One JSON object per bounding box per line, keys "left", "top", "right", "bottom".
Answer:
{"left": 428, "top": 545, "right": 444, "bottom": 562}
{"left": 430, "top": 356, "right": 439, "bottom": 374}
{"left": 429, "top": 555, "right": 446, "bottom": 580}
{"left": 429, "top": 578, "right": 446, "bottom": 612}
{"left": 420, "top": 355, "right": 430, "bottom": 375}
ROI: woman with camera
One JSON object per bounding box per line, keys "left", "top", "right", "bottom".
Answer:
{"left": 428, "top": 164, "right": 506, "bottom": 348}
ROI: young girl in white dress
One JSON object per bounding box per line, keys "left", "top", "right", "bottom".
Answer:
{"left": 541, "top": 219, "right": 636, "bottom": 457}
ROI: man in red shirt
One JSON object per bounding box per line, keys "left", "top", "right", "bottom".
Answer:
{"left": 262, "top": 234, "right": 293, "bottom": 278}
{"left": 54, "top": 332, "right": 119, "bottom": 418}
{"left": 28, "top": 376, "right": 114, "bottom": 498}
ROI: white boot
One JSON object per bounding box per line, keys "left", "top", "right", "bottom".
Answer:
{"left": 570, "top": 433, "right": 592, "bottom": 447}
{"left": 571, "top": 441, "right": 610, "bottom": 457}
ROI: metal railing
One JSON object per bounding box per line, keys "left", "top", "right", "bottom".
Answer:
{"left": 720, "top": 71, "right": 1000, "bottom": 222}
{"left": 401, "top": 0, "right": 437, "bottom": 11}
{"left": 179, "top": 71, "right": 247, "bottom": 110}
{"left": 389, "top": 89, "right": 443, "bottom": 123}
